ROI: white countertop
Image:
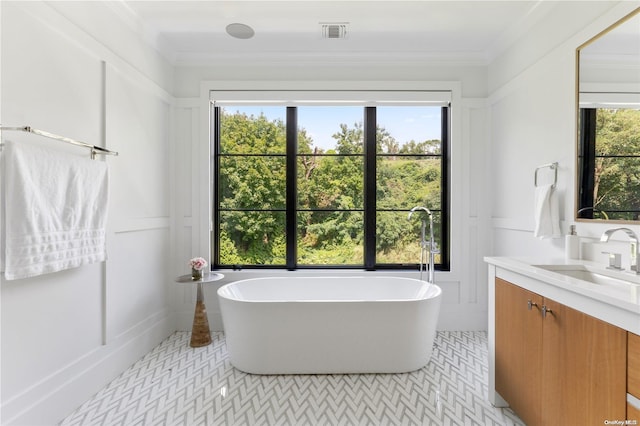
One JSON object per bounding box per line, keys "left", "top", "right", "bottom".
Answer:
{"left": 485, "top": 256, "right": 640, "bottom": 334}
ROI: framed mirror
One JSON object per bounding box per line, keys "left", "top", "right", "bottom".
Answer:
{"left": 576, "top": 8, "right": 640, "bottom": 222}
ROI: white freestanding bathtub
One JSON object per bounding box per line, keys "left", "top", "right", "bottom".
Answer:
{"left": 217, "top": 276, "right": 442, "bottom": 374}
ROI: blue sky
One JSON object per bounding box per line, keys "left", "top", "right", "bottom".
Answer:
{"left": 226, "top": 105, "right": 442, "bottom": 151}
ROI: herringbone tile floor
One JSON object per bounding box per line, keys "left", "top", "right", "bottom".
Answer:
{"left": 60, "top": 331, "right": 524, "bottom": 426}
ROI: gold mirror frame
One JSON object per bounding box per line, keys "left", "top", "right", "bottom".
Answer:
{"left": 575, "top": 8, "right": 640, "bottom": 223}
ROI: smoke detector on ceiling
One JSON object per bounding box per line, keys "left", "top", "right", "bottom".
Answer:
{"left": 320, "top": 22, "right": 348, "bottom": 39}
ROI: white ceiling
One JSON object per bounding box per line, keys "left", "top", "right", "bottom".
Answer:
{"left": 115, "top": 0, "right": 560, "bottom": 66}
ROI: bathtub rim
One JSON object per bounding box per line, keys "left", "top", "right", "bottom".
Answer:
{"left": 216, "top": 275, "right": 442, "bottom": 303}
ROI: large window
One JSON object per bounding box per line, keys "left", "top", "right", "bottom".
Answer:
{"left": 213, "top": 98, "right": 450, "bottom": 270}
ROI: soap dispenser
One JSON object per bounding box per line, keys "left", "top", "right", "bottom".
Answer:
{"left": 565, "top": 225, "right": 580, "bottom": 260}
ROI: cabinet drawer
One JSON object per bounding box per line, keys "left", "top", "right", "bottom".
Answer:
{"left": 629, "top": 332, "right": 640, "bottom": 398}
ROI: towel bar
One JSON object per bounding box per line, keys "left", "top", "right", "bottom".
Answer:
{"left": 534, "top": 162, "right": 558, "bottom": 188}
{"left": 0, "top": 125, "right": 118, "bottom": 159}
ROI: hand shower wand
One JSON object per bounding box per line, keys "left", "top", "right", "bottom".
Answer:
{"left": 408, "top": 206, "right": 438, "bottom": 284}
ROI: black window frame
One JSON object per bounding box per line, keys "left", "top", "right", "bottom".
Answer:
{"left": 212, "top": 103, "right": 450, "bottom": 271}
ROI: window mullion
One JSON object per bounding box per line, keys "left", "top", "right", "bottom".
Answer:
{"left": 286, "top": 107, "right": 298, "bottom": 270}
{"left": 364, "top": 107, "right": 377, "bottom": 270}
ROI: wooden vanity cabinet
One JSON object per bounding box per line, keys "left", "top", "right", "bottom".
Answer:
{"left": 495, "top": 278, "right": 627, "bottom": 425}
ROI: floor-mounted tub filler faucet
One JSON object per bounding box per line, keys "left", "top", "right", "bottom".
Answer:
{"left": 408, "top": 206, "right": 439, "bottom": 284}
{"left": 600, "top": 227, "right": 640, "bottom": 274}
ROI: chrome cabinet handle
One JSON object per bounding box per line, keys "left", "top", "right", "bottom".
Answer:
{"left": 542, "top": 305, "right": 553, "bottom": 318}
{"left": 527, "top": 299, "right": 538, "bottom": 310}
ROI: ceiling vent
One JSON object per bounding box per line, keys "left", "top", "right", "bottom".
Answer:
{"left": 320, "top": 22, "right": 348, "bottom": 39}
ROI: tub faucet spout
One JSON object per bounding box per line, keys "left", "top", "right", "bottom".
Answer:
{"left": 408, "top": 206, "right": 438, "bottom": 283}
{"left": 600, "top": 227, "right": 640, "bottom": 274}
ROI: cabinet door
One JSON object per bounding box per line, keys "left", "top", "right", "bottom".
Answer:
{"left": 495, "top": 278, "right": 543, "bottom": 426}
{"left": 542, "top": 298, "right": 626, "bottom": 424}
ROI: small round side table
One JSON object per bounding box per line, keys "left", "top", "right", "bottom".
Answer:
{"left": 175, "top": 271, "right": 224, "bottom": 347}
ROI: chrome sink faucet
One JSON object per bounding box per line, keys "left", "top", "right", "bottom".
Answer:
{"left": 600, "top": 227, "right": 640, "bottom": 274}
{"left": 407, "top": 206, "right": 439, "bottom": 283}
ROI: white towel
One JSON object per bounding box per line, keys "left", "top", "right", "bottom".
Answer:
{"left": 533, "top": 184, "right": 561, "bottom": 239}
{"left": 2, "top": 141, "right": 109, "bottom": 280}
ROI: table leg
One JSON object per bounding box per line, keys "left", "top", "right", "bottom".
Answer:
{"left": 190, "top": 281, "right": 211, "bottom": 347}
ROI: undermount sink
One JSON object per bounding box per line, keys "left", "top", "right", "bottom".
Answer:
{"left": 533, "top": 264, "right": 640, "bottom": 298}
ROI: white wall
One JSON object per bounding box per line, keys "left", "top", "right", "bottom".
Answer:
{"left": 0, "top": 2, "right": 175, "bottom": 424}
{"left": 486, "top": 1, "right": 640, "bottom": 265}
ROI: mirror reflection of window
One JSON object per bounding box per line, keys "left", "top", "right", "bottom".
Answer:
{"left": 576, "top": 8, "right": 640, "bottom": 222}
{"left": 578, "top": 108, "right": 640, "bottom": 221}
